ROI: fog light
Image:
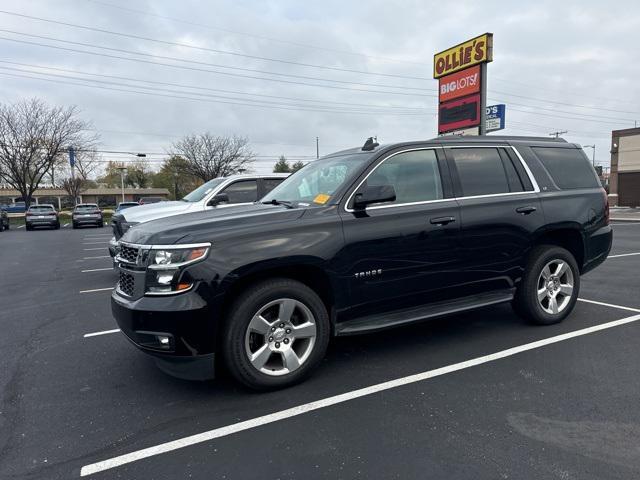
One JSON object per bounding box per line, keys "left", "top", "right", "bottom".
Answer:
{"left": 158, "top": 335, "right": 170, "bottom": 346}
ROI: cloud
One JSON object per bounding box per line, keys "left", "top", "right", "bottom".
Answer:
{"left": 0, "top": 0, "right": 637, "bottom": 174}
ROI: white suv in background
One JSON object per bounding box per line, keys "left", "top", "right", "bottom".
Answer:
{"left": 108, "top": 174, "right": 289, "bottom": 257}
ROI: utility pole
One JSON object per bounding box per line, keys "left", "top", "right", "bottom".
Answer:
{"left": 583, "top": 144, "right": 596, "bottom": 167}
{"left": 549, "top": 130, "right": 568, "bottom": 138}
{"left": 316, "top": 137, "right": 319, "bottom": 159}
{"left": 117, "top": 166, "right": 127, "bottom": 203}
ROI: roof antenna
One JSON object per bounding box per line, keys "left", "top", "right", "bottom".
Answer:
{"left": 362, "top": 136, "right": 379, "bottom": 151}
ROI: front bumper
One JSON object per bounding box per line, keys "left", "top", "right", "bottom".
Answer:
{"left": 111, "top": 288, "right": 217, "bottom": 380}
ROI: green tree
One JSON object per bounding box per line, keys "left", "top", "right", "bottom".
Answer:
{"left": 152, "top": 155, "right": 201, "bottom": 200}
{"left": 290, "top": 161, "right": 305, "bottom": 173}
{"left": 273, "top": 155, "right": 291, "bottom": 173}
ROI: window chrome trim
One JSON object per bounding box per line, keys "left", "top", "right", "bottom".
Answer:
{"left": 119, "top": 241, "right": 212, "bottom": 250}
{"left": 344, "top": 146, "right": 444, "bottom": 213}
{"left": 343, "top": 145, "right": 540, "bottom": 213}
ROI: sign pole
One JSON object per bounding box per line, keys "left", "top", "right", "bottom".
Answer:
{"left": 479, "top": 63, "right": 487, "bottom": 135}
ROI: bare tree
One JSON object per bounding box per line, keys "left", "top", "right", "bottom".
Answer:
{"left": 61, "top": 176, "right": 87, "bottom": 204}
{"left": 0, "top": 98, "right": 98, "bottom": 208}
{"left": 172, "top": 133, "right": 254, "bottom": 181}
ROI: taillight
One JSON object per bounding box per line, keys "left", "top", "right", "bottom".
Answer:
{"left": 25, "top": 212, "right": 33, "bottom": 217}
{"left": 601, "top": 188, "right": 609, "bottom": 225}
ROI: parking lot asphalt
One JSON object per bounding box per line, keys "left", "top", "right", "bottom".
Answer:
{"left": 1, "top": 223, "right": 639, "bottom": 479}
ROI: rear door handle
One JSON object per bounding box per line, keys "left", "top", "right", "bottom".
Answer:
{"left": 430, "top": 216, "right": 456, "bottom": 225}
{"left": 516, "top": 206, "right": 537, "bottom": 215}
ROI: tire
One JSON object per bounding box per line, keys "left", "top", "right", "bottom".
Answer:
{"left": 54, "top": 222, "right": 60, "bottom": 230}
{"left": 0, "top": 221, "right": 4, "bottom": 232}
{"left": 72, "top": 222, "right": 78, "bottom": 229}
{"left": 5, "top": 220, "right": 8, "bottom": 230}
{"left": 513, "top": 245, "right": 580, "bottom": 325}
{"left": 222, "top": 278, "right": 330, "bottom": 390}
{"left": 26, "top": 225, "right": 32, "bottom": 231}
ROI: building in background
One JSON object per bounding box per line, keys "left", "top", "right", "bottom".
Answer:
{"left": 610, "top": 127, "right": 640, "bottom": 207}
{"left": 0, "top": 187, "right": 170, "bottom": 209}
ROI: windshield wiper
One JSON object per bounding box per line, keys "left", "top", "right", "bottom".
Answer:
{"left": 262, "top": 199, "right": 295, "bottom": 209}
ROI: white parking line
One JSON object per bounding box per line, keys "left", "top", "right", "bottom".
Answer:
{"left": 79, "top": 287, "right": 114, "bottom": 294}
{"left": 577, "top": 298, "right": 640, "bottom": 313}
{"left": 80, "top": 312, "right": 640, "bottom": 477}
{"left": 80, "top": 256, "right": 111, "bottom": 260}
{"left": 83, "top": 329, "right": 120, "bottom": 338}
{"left": 83, "top": 242, "right": 108, "bottom": 245}
{"left": 84, "top": 247, "right": 106, "bottom": 251}
{"left": 84, "top": 234, "right": 113, "bottom": 237}
{"left": 607, "top": 252, "right": 640, "bottom": 259}
{"left": 17, "top": 225, "right": 24, "bottom": 229}
{"left": 81, "top": 268, "right": 113, "bottom": 273}
{"left": 611, "top": 222, "right": 640, "bottom": 225}
{"left": 63, "top": 223, "right": 69, "bottom": 227}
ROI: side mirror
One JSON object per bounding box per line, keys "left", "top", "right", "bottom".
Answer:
{"left": 209, "top": 193, "right": 229, "bottom": 206}
{"left": 353, "top": 184, "right": 396, "bottom": 209}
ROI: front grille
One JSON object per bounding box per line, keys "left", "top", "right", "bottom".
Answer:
{"left": 119, "top": 244, "right": 139, "bottom": 264}
{"left": 118, "top": 271, "right": 135, "bottom": 297}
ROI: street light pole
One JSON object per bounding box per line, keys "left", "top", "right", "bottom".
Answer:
{"left": 117, "top": 166, "right": 127, "bottom": 203}
{"left": 583, "top": 144, "right": 596, "bottom": 167}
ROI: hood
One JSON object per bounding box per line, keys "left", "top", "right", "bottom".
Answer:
{"left": 118, "top": 201, "right": 200, "bottom": 223}
{"left": 121, "top": 203, "right": 305, "bottom": 245}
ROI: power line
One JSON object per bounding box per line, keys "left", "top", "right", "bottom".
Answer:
{"left": 0, "top": 71, "right": 429, "bottom": 116}
{"left": 0, "top": 36, "right": 437, "bottom": 98}
{"left": 0, "top": 9, "right": 432, "bottom": 80}
{"left": 0, "top": 61, "right": 427, "bottom": 112}
{"left": 0, "top": 29, "right": 434, "bottom": 92}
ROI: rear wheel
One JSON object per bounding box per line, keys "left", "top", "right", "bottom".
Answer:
{"left": 72, "top": 222, "right": 78, "bottom": 229}
{"left": 26, "top": 225, "right": 32, "bottom": 231}
{"left": 513, "top": 245, "right": 580, "bottom": 325}
{"left": 54, "top": 222, "right": 60, "bottom": 230}
{"left": 222, "top": 278, "right": 330, "bottom": 390}
{"left": 0, "top": 221, "right": 4, "bottom": 232}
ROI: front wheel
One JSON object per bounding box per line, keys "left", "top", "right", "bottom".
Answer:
{"left": 222, "top": 278, "right": 330, "bottom": 390}
{"left": 513, "top": 245, "right": 580, "bottom": 325}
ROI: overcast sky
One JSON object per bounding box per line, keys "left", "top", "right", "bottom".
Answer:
{"left": 1, "top": 0, "right": 638, "bottom": 174}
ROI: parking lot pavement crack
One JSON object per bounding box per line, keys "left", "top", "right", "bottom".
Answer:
{"left": 508, "top": 412, "right": 640, "bottom": 469}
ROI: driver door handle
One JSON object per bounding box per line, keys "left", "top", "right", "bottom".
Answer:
{"left": 430, "top": 216, "right": 456, "bottom": 225}
{"left": 516, "top": 206, "right": 537, "bottom": 215}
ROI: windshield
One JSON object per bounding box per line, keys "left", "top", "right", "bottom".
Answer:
{"left": 29, "top": 205, "right": 54, "bottom": 212}
{"left": 182, "top": 178, "right": 226, "bottom": 202}
{"left": 261, "top": 154, "right": 370, "bottom": 205}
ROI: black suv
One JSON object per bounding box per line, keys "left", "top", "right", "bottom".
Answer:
{"left": 111, "top": 136, "right": 612, "bottom": 390}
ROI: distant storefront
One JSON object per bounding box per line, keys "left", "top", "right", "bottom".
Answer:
{"left": 0, "top": 187, "right": 170, "bottom": 209}
{"left": 611, "top": 127, "right": 640, "bottom": 207}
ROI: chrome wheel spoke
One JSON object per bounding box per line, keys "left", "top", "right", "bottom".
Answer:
{"left": 554, "top": 261, "right": 568, "bottom": 277}
{"left": 559, "top": 284, "right": 573, "bottom": 297}
{"left": 248, "top": 315, "right": 272, "bottom": 335}
{"left": 292, "top": 322, "right": 316, "bottom": 339}
{"left": 549, "top": 296, "right": 559, "bottom": 314}
{"left": 281, "top": 348, "right": 301, "bottom": 372}
{"left": 278, "top": 299, "right": 296, "bottom": 323}
{"left": 537, "top": 287, "right": 548, "bottom": 301}
{"left": 250, "top": 344, "right": 272, "bottom": 370}
{"left": 541, "top": 265, "right": 551, "bottom": 280}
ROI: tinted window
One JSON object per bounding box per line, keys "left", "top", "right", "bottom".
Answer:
{"left": 365, "top": 149, "right": 443, "bottom": 205}
{"left": 222, "top": 180, "right": 258, "bottom": 203}
{"left": 263, "top": 178, "right": 284, "bottom": 195}
{"left": 29, "top": 205, "right": 55, "bottom": 212}
{"left": 532, "top": 147, "right": 600, "bottom": 189}
{"left": 450, "top": 148, "right": 511, "bottom": 196}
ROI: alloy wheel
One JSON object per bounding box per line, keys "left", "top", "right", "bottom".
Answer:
{"left": 244, "top": 298, "right": 317, "bottom": 376}
{"left": 536, "top": 259, "right": 574, "bottom": 315}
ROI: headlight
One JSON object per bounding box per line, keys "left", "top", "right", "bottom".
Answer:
{"left": 144, "top": 244, "right": 210, "bottom": 295}
{"left": 148, "top": 246, "right": 209, "bottom": 269}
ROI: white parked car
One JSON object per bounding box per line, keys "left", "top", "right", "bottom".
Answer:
{"left": 108, "top": 174, "right": 289, "bottom": 257}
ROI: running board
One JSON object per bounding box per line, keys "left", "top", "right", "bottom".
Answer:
{"left": 336, "top": 290, "right": 515, "bottom": 336}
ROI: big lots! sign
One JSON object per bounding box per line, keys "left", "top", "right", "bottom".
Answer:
{"left": 438, "top": 65, "right": 480, "bottom": 102}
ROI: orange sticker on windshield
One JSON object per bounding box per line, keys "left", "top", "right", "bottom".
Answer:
{"left": 313, "top": 193, "right": 330, "bottom": 204}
